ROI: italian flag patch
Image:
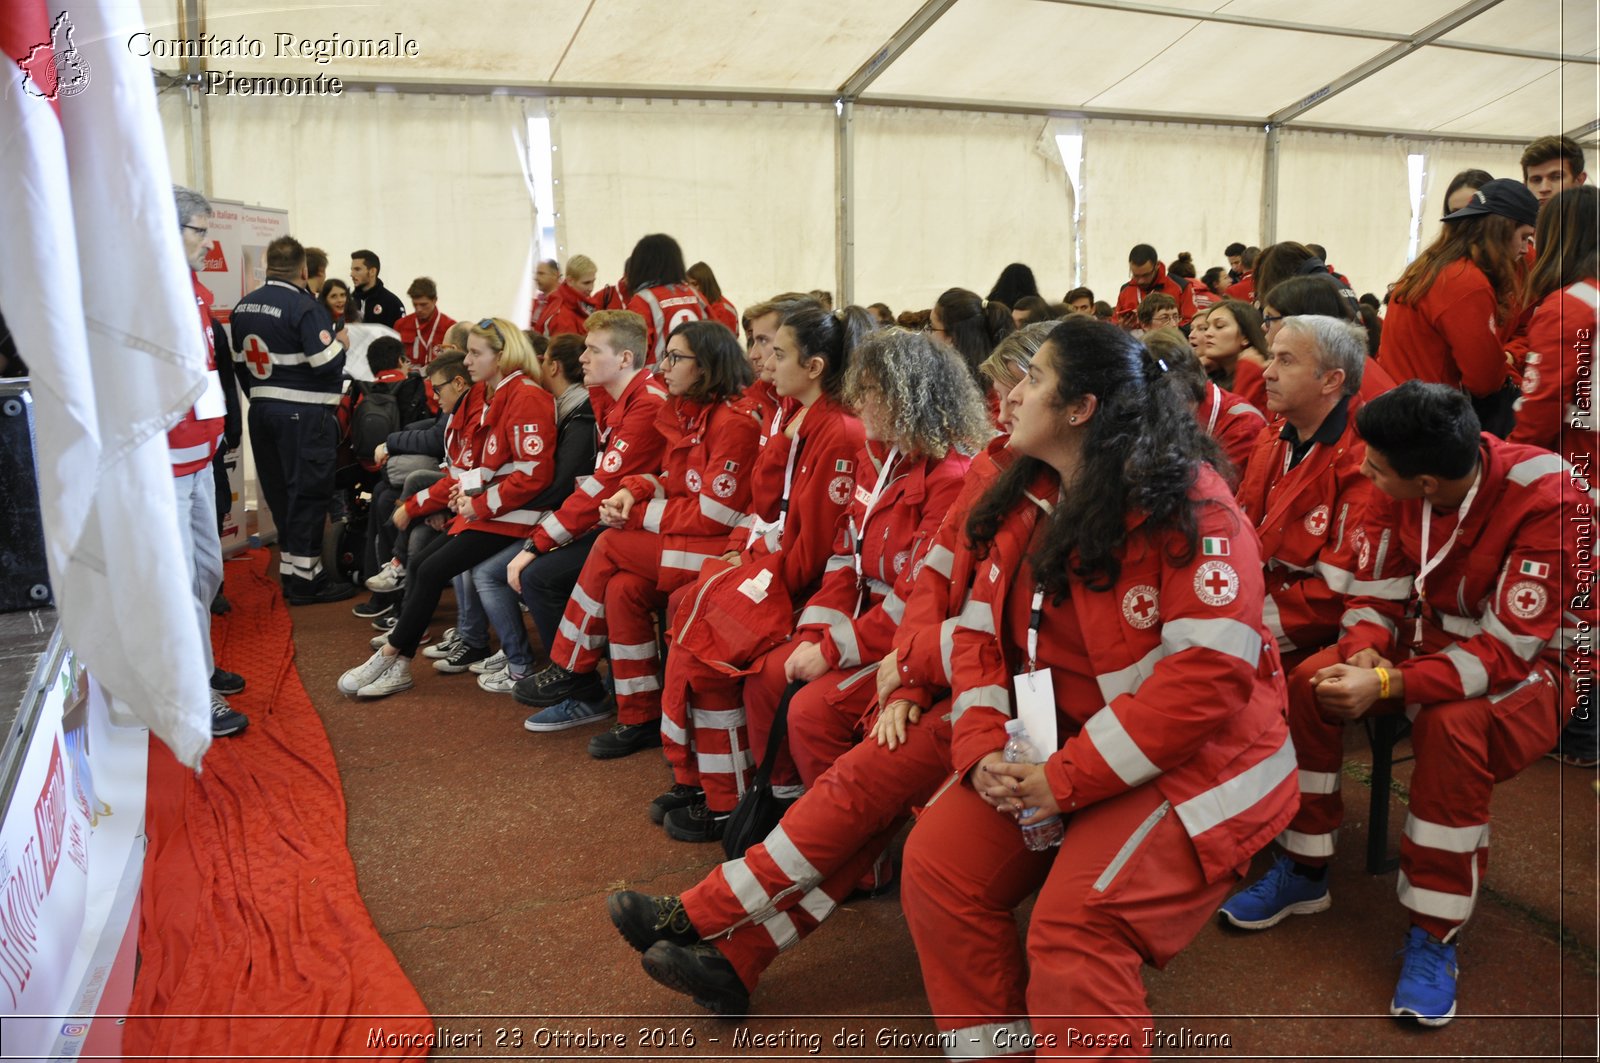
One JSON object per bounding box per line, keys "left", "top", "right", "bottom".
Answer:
{"left": 1519, "top": 560, "right": 1550, "bottom": 578}
{"left": 1201, "top": 537, "right": 1230, "bottom": 557}
{"left": 836, "top": 459, "right": 853, "bottom": 473}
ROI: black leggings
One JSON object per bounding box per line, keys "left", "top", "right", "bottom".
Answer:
{"left": 388, "top": 529, "right": 520, "bottom": 657}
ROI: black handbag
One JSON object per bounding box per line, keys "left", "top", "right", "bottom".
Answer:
{"left": 722, "top": 680, "right": 804, "bottom": 860}
{"left": 1470, "top": 379, "right": 1522, "bottom": 439}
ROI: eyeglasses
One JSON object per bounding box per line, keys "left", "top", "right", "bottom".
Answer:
{"left": 1261, "top": 313, "right": 1284, "bottom": 327}
{"left": 921, "top": 323, "right": 946, "bottom": 335}
{"left": 476, "top": 318, "right": 506, "bottom": 346}
{"left": 182, "top": 224, "right": 208, "bottom": 238}
{"left": 662, "top": 352, "right": 698, "bottom": 368}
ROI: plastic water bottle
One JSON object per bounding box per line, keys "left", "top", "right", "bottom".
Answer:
{"left": 1003, "top": 718, "right": 1064, "bottom": 850}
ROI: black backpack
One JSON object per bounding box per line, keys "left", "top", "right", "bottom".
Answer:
{"left": 351, "top": 381, "right": 403, "bottom": 461}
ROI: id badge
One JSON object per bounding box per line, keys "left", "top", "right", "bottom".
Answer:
{"left": 1012, "top": 669, "right": 1058, "bottom": 753}
{"left": 193, "top": 369, "right": 226, "bottom": 420}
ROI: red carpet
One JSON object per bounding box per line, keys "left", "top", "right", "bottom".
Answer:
{"left": 126, "top": 550, "right": 432, "bottom": 1059}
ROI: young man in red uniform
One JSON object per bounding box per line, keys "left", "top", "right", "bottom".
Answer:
{"left": 1220, "top": 381, "right": 1585, "bottom": 1027}
{"left": 393, "top": 277, "right": 456, "bottom": 371}
{"left": 1115, "top": 243, "right": 1197, "bottom": 327}
{"left": 171, "top": 185, "right": 248, "bottom": 737}
{"left": 1521, "top": 135, "right": 1588, "bottom": 208}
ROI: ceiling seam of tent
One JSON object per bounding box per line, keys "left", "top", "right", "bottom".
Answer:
{"left": 1432, "top": 66, "right": 1578, "bottom": 139}
{"left": 1037, "top": 0, "right": 1407, "bottom": 44}
{"left": 547, "top": 0, "right": 598, "bottom": 83}
{"left": 1080, "top": 14, "right": 1209, "bottom": 111}
{"left": 836, "top": 0, "right": 961, "bottom": 101}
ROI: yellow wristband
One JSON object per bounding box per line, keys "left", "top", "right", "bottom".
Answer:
{"left": 1375, "top": 666, "right": 1391, "bottom": 700}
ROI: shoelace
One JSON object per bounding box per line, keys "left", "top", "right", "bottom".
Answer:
{"left": 1398, "top": 934, "right": 1453, "bottom": 986}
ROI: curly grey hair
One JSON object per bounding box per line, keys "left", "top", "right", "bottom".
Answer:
{"left": 844, "top": 327, "right": 996, "bottom": 459}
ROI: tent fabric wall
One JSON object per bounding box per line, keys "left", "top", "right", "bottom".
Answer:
{"left": 1417, "top": 140, "right": 1526, "bottom": 248}
{"left": 548, "top": 98, "right": 835, "bottom": 315}
{"left": 1080, "top": 121, "right": 1265, "bottom": 306}
{"left": 199, "top": 91, "right": 532, "bottom": 323}
{"left": 851, "top": 108, "right": 1074, "bottom": 314}
{"left": 1274, "top": 131, "right": 1413, "bottom": 299}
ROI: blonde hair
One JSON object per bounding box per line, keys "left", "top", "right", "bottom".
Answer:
{"left": 565, "top": 253, "right": 597, "bottom": 281}
{"left": 979, "top": 321, "right": 1054, "bottom": 393}
{"left": 468, "top": 317, "right": 541, "bottom": 396}
{"left": 584, "top": 309, "right": 647, "bottom": 368}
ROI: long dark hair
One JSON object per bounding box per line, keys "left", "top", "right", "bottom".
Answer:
{"left": 966, "top": 316, "right": 1214, "bottom": 595}
{"left": 1527, "top": 185, "right": 1599, "bottom": 306}
{"left": 625, "top": 233, "right": 688, "bottom": 289}
{"left": 782, "top": 304, "right": 875, "bottom": 397}
{"left": 937, "top": 287, "right": 1015, "bottom": 387}
{"left": 986, "top": 263, "right": 1040, "bottom": 309}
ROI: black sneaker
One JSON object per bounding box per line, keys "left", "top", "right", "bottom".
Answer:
{"left": 210, "top": 667, "right": 246, "bottom": 695}
{"left": 433, "top": 642, "right": 493, "bottom": 674}
{"left": 649, "top": 783, "right": 705, "bottom": 825}
{"left": 607, "top": 891, "right": 699, "bottom": 953}
{"left": 351, "top": 591, "right": 400, "bottom": 619}
{"left": 589, "top": 721, "right": 663, "bottom": 760}
{"left": 371, "top": 614, "right": 399, "bottom": 633}
{"left": 210, "top": 692, "right": 249, "bottom": 737}
{"left": 513, "top": 664, "right": 606, "bottom": 707}
{"left": 663, "top": 801, "right": 728, "bottom": 843}
{"left": 641, "top": 941, "right": 750, "bottom": 1017}
{"left": 210, "top": 589, "right": 232, "bottom": 615}
{"left": 283, "top": 574, "right": 358, "bottom": 605}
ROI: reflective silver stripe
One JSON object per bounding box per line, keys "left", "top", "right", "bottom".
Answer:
{"left": 722, "top": 861, "right": 798, "bottom": 949}
{"left": 1404, "top": 814, "right": 1490, "bottom": 854}
{"left": 504, "top": 460, "right": 539, "bottom": 474}
{"left": 639, "top": 474, "right": 664, "bottom": 495}
{"left": 1174, "top": 736, "right": 1297, "bottom": 837}
{"left": 797, "top": 606, "right": 860, "bottom": 666}
{"left": 660, "top": 715, "right": 688, "bottom": 744}
{"left": 1095, "top": 643, "right": 1166, "bottom": 702}
{"left": 578, "top": 475, "right": 604, "bottom": 497}
{"left": 942, "top": 1021, "right": 1031, "bottom": 1061}
{"left": 485, "top": 484, "right": 504, "bottom": 513}
{"left": 1083, "top": 707, "right": 1159, "bottom": 787}
{"left": 698, "top": 494, "right": 745, "bottom": 527}
{"left": 1443, "top": 643, "right": 1490, "bottom": 697}
{"left": 882, "top": 590, "right": 906, "bottom": 624}
{"left": 1334, "top": 568, "right": 1414, "bottom": 601}
{"left": 1299, "top": 769, "right": 1340, "bottom": 795}
{"left": 254, "top": 340, "right": 342, "bottom": 367}
{"left": 1436, "top": 611, "right": 1481, "bottom": 638}
{"left": 1277, "top": 827, "right": 1336, "bottom": 859}
{"left": 955, "top": 597, "right": 996, "bottom": 636}
{"left": 571, "top": 584, "right": 605, "bottom": 619}
{"left": 168, "top": 441, "right": 214, "bottom": 463}
{"left": 615, "top": 674, "right": 660, "bottom": 695}
{"left": 661, "top": 549, "right": 717, "bottom": 571}
{"left": 837, "top": 664, "right": 877, "bottom": 692}
{"left": 866, "top": 577, "right": 894, "bottom": 598}
{"left": 611, "top": 641, "right": 657, "bottom": 661}
{"left": 697, "top": 750, "right": 755, "bottom": 774}
{"left": 248, "top": 386, "right": 342, "bottom": 405}
{"left": 1481, "top": 609, "right": 1546, "bottom": 661}
{"left": 556, "top": 617, "right": 604, "bottom": 651}
{"left": 825, "top": 554, "right": 853, "bottom": 574}
{"left": 939, "top": 615, "right": 959, "bottom": 683}
{"left": 1507, "top": 454, "right": 1566, "bottom": 486}
{"left": 924, "top": 543, "right": 955, "bottom": 579}
{"left": 691, "top": 707, "right": 744, "bottom": 729}
{"left": 538, "top": 512, "right": 573, "bottom": 545}
{"left": 765, "top": 825, "right": 822, "bottom": 890}
{"left": 642, "top": 498, "right": 667, "bottom": 533}
{"left": 1397, "top": 869, "right": 1477, "bottom": 923}
{"left": 1315, "top": 560, "right": 1357, "bottom": 595}
{"left": 1373, "top": 527, "right": 1393, "bottom": 578}
{"left": 1227, "top": 401, "right": 1261, "bottom": 418}
{"left": 491, "top": 509, "right": 542, "bottom": 525}
{"left": 950, "top": 684, "right": 1009, "bottom": 723}
{"left": 1342, "top": 606, "right": 1398, "bottom": 638}
{"left": 1262, "top": 594, "right": 1296, "bottom": 652}
{"left": 1570, "top": 279, "right": 1600, "bottom": 309}
{"left": 797, "top": 888, "right": 835, "bottom": 925}
{"left": 1161, "top": 616, "right": 1262, "bottom": 669}
{"left": 1093, "top": 800, "right": 1170, "bottom": 892}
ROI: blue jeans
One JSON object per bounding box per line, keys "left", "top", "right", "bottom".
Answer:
{"left": 473, "top": 540, "right": 534, "bottom": 676}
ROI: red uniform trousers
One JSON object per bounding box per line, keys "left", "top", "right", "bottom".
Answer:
{"left": 680, "top": 705, "right": 953, "bottom": 991}
{"left": 1280, "top": 646, "right": 1562, "bottom": 941}
{"left": 546, "top": 530, "right": 713, "bottom": 726}
{"left": 661, "top": 639, "right": 793, "bottom": 813}
{"left": 902, "top": 780, "right": 1237, "bottom": 1060}
{"left": 786, "top": 663, "right": 882, "bottom": 787}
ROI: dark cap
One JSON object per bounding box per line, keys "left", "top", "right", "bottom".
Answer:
{"left": 1442, "top": 177, "right": 1540, "bottom": 228}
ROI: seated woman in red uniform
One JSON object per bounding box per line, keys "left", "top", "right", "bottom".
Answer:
{"left": 1199, "top": 298, "right": 1271, "bottom": 409}
{"left": 1261, "top": 275, "right": 1395, "bottom": 406}
{"left": 604, "top": 325, "right": 1049, "bottom": 1017}
{"left": 900, "top": 315, "right": 1298, "bottom": 1059}
{"left": 653, "top": 306, "right": 872, "bottom": 842}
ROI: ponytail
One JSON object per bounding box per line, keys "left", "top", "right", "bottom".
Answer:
{"left": 782, "top": 304, "right": 875, "bottom": 397}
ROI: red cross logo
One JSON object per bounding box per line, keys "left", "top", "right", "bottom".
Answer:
{"left": 242, "top": 335, "right": 273, "bottom": 379}
{"left": 1121, "top": 584, "right": 1159, "bottom": 628}
{"left": 1516, "top": 589, "right": 1540, "bottom": 612}
{"left": 1204, "top": 571, "right": 1231, "bottom": 597}
{"left": 1132, "top": 594, "right": 1155, "bottom": 620}
{"left": 1304, "top": 504, "right": 1330, "bottom": 536}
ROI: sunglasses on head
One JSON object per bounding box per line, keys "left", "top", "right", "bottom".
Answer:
{"left": 477, "top": 318, "right": 506, "bottom": 346}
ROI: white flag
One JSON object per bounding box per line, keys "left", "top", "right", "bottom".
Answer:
{"left": 2, "top": 0, "right": 212, "bottom": 767}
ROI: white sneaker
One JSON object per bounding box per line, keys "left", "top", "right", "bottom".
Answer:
{"left": 356, "top": 655, "right": 413, "bottom": 698}
{"left": 365, "top": 559, "right": 406, "bottom": 592}
{"left": 476, "top": 667, "right": 526, "bottom": 694}
{"left": 421, "top": 627, "right": 463, "bottom": 659}
{"left": 470, "top": 650, "right": 508, "bottom": 675}
{"left": 339, "top": 651, "right": 394, "bottom": 695}
{"left": 372, "top": 629, "right": 427, "bottom": 651}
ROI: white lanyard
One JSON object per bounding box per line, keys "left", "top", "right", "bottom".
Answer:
{"left": 1206, "top": 382, "right": 1222, "bottom": 434}
{"left": 1413, "top": 466, "right": 1482, "bottom": 644}
{"left": 851, "top": 446, "right": 900, "bottom": 584}
{"left": 1026, "top": 585, "right": 1045, "bottom": 674}
{"left": 412, "top": 313, "right": 441, "bottom": 364}
{"left": 748, "top": 426, "right": 804, "bottom": 548}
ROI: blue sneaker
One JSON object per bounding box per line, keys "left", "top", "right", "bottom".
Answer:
{"left": 1391, "top": 925, "right": 1458, "bottom": 1027}
{"left": 523, "top": 697, "right": 614, "bottom": 733}
{"left": 1218, "top": 853, "right": 1331, "bottom": 929}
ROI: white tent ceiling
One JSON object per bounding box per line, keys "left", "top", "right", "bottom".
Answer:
{"left": 141, "top": 0, "right": 1597, "bottom": 141}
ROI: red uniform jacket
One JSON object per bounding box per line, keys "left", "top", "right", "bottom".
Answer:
{"left": 734, "top": 378, "right": 784, "bottom": 448}
{"left": 1226, "top": 273, "right": 1255, "bottom": 303}
{"left": 1228, "top": 357, "right": 1268, "bottom": 412}
{"left": 1510, "top": 280, "right": 1598, "bottom": 484}
{"left": 707, "top": 296, "right": 739, "bottom": 335}
{"left": 532, "top": 281, "right": 597, "bottom": 337}
{"left": 1235, "top": 400, "right": 1374, "bottom": 654}
{"left": 1116, "top": 262, "right": 1198, "bottom": 325}
{"left": 1377, "top": 260, "right": 1516, "bottom": 397}
{"left": 393, "top": 310, "right": 456, "bottom": 370}
{"left": 1339, "top": 435, "right": 1593, "bottom": 704}
{"left": 619, "top": 395, "right": 762, "bottom": 580}
{"left": 1198, "top": 381, "right": 1265, "bottom": 485}
{"left": 456, "top": 371, "right": 557, "bottom": 537}
{"left": 726, "top": 394, "right": 866, "bottom": 601}
{"left": 948, "top": 465, "right": 1297, "bottom": 883}
{"left": 626, "top": 282, "right": 707, "bottom": 367}
{"left": 169, "top": 272, "right": 225, "bottom": 477}
{"left": 795, "top": 443, "right": 971, "bottom": 669}
{"left": 404, "top": 382, "right": 488, "bottom": 520}
{"left": 530, "top": 370, "right": 669, "bottom": 551}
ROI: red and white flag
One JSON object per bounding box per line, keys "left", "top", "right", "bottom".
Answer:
{"left": 1, "top": 0, "right": 211, "bottom": 767}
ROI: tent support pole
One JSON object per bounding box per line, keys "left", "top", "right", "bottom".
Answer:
{"left": 180, "top": 0, "right": 209, "bottom": 193}
{"left": 836, "top": 100, "right": 855, "bottom": 308}
{"left": 1261, "top": 123, "right": 1280, "bottom": 246}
